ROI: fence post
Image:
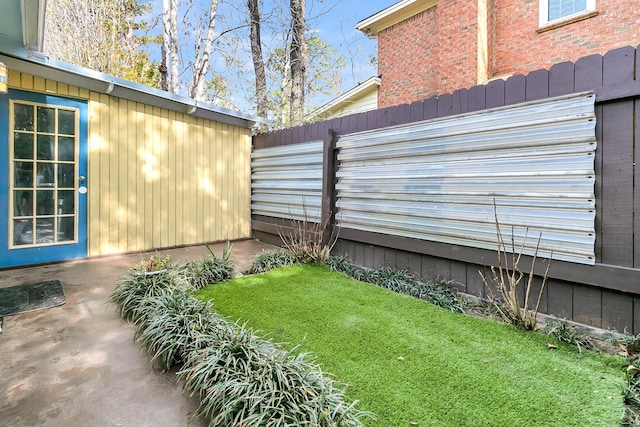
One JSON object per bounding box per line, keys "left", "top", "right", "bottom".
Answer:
{"left": 321, "top": 128, "right": 337, "bottom": 246}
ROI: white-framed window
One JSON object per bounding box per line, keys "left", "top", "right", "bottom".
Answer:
{"left": 539, "top": 0, "right": 595, "bottom": 27}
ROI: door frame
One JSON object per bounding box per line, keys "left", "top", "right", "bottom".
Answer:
{"left": 0, "top": 89, "right": 88, "bottom": 268}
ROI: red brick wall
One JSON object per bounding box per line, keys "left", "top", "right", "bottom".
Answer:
{"left": 435, "top": 0, "right": 480, "bottom": 96}
{"left": 378, "top": 8, "right": 439, "bottom": 108}
{"left": 377, "top": 0, "right": 640, "bottom": 108}
{"left": 378, "top": 2, "right": 479, "bottom": 108}
{"left": 492, "top": 0, "right": 640, "bottom": 78}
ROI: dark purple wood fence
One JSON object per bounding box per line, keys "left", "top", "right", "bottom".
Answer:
{"left": 252, "top": 44, "right": 640, "bottom": 333}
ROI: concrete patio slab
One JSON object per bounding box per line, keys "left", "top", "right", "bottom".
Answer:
{"left": 0, "top": 239, "right": 275, "bottom": 427}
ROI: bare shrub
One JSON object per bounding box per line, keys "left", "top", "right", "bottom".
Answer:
{"left": 479, "top": 204, "right": 551, "bottom": 330}
{"left": 278, "top": 202, "right": 339, "bottom": 263}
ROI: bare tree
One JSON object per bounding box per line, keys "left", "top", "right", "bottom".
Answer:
{"left": 248, "top": 0, "right": 268, "bottom": 119}
{"left": 262, "top": 31, "right": 343, "bottom": 128}
{"left": 46, "top": 0, "right": 348, "bottom": 117}
{"left": 278, "top": 47, "right": 292, "bottom": 126}
{"left": 161, "top": 0, "right": 221, "bottom": 100}
{"left": 189, "top": 0, "right": 220, "bottom": 100}
{"left": 162, "top": 0, "right": 180, "bottom": 94}
{"left": 238, "top": 0, "right": 349, "bottom": 125}
{"left": 209, "top": 0, "right": 347, "bottom": 124}
{"left": 289, "top": 0, "right": 308, "bottom": 125}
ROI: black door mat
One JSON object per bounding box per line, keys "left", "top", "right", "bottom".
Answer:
{"left": 0, "top": 280, "right": 66, "bottom": 317}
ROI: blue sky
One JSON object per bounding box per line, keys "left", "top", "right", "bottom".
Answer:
{"left": 226, "top": 0, "right": 391, "bottom": 111}
{"left": 144, "top": 0, "right": 393, "bottom": 113}
{"left": 304, "top": 0, "right": 389, "bottom": 92}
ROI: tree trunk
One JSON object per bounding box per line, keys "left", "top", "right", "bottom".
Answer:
{"left": 162, "top": 0, "right": 179, "bottom": 94}
{"left": 248, "top": 0, "right": 268, "bottom": 120}
{"left": 280, "top": 53, "right": 291, "bottom": 126}
{"left": 289, "top": 0, "right": 307, "bottom": 125}
{"left": 189, "top": 0, "right": 219, "bottom": 100}
{"left": 160, "top": 43, "right": 168, "bottom": 91}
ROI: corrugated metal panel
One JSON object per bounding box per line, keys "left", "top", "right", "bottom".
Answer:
{"left": 251, "top": 140, "right": 323, "bottom": 221}
{"left": 335, "top": 92, "right": 597, "bottom": 265}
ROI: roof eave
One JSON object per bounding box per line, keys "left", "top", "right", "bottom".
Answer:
{"left": 0, "top": 42, "right": 270, "bottom": 129}
{"left": 356, "top": 0, "right": 437, "bottom": 38}
{"left": 306, "top": 76, "right": 381, "bottom": 119}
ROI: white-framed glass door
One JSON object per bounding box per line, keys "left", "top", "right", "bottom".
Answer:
{"left": 1, "top": 90, "right": 88, "bottom": 268}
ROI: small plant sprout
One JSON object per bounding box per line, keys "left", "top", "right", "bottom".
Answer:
{"left": 139, "top": 253, "right": 172, "bottom": 272}
{"left": 479, "top": 202, "right": 552, "bottom": 330}
{"left": 542, "top": 319, "right": 593, "bottom": 353}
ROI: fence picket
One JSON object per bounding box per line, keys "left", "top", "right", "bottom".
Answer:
{"left": 468, "top": 85, "right": 486, "bottom": 112}
{"left": 549, "top": 61, "right": 575, "bottom": 97}
{"left": 526, "top": 69, "right": 549, "bottom": 101}
{"left": 486, "top": 79, "right": 505, "bottom": 108}
{"left": 575, "top": 53, "right": 603, "bottom": 91}
{"left": 505, "top": 74, "right": 526, "bottom": 105}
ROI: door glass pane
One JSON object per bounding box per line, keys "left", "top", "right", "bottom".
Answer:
{"left": 37, "top": 135, "right": 55, "bottom": 160}
{"left": 58, "top": 164, "right": 75, "bottom": 188}
{"left": 36, "top": 190, "right": 55, "bottom": 215}
{"left": 58, "top": 191, "right": 75, "bottom": 214}
{"left": 36, "top": 163, "right": 55, "bottom": 187}
{"left": 14, "top": 104, "right": 34, "bottom": 131}
{"left": 35, "top": 218, "right": 54, "bottom": 244}
{"left": 57, "top": 217, "right": 75, "bottom": 242}
{"left": 14, "top": 191, "right": 33, "bottom": 216}
{"left": 13, "top": 219, "right": 33, "bottom": 245}
{"left": 58, "top": 137, "right": 75, "bottom": 161}
{"left": 14, "top": 162, "right": 34, "bottom": 188}
{"left": 37, "top": 106, "right": 56, "bottom": 133}
{"left": 58, "top": 110, "right": 75, "bottom": 135}
{"left": 14, "top": 133, "right": 34, "bottom": 159}
{"left": 10, "top": 100, "right": 80, "bottom": 248}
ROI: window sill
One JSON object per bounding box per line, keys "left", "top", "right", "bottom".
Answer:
{"left": 537, "top": 10, "right": 599, "bottom": 33}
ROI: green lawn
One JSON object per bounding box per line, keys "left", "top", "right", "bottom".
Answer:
{"left": 197, "top": 264, "right": 624, "bottom": 427}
